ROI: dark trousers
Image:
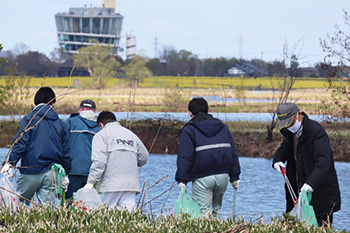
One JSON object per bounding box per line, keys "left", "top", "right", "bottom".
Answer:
{"left": 65, "top": 175, "right": 88, "bottom": 199}
{"left": 317, "top": 213, "right": 333, "bottom": 227}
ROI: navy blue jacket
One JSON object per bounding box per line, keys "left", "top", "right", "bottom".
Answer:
{"left": 9, "top": 104, "right": 71, "bottom": 174}
{"left": 175, "top": 112, "right": 241, "bottom": 184}
{"left": 65, "top": 113, "right": 99, "bottom": 176}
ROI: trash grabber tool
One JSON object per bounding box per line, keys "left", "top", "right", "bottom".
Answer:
{"left": 61, "top": 190, "right": 66, "bottom": 207}
{"left": 233, "top": 188, "right": 237, "bottom": 218}
{"left": 280, "top": 166, "right": 298, "bottom": 206}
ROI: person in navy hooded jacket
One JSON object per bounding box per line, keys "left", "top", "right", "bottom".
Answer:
{"left": 64, "top": 99, "right": 99, "bottom": 200}
{"left": 175, "top": 97, "right": 241, "bottom": 217}
{"left": 6, "top": 87, "right": 71, "bottom": 206}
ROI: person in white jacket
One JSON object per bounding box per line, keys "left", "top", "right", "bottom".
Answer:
{"left": 84, "top": 111, "right": 149, "bottom": 211}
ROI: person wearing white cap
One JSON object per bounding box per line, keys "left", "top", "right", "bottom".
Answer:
{"left": 64, "top": 99, "right": 99, "bottom": 201}
{"left": 272, "top": 102, "right": 341, "bottom": 226}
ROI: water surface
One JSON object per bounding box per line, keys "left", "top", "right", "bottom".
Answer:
{"left": 0, "top": 112, "right": 334, "bottom": 123}
{"left": 138, "top": 154, "right": 349, "bottom": 231}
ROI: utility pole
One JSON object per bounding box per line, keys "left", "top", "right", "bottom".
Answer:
{"left": 239, "top": 32, "right": 243, "bottom": 60}
{"left": 154, "top": 36, "right": 158, "bottom": 58}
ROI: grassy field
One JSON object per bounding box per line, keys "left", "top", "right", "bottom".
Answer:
{"left": 0, "top": 75, "right": 340, "bottom": 114}
{"left": 0, "top": 75, "right": 343, "bottom": 89}
{"left": 139, "top": 76, "right": 337, "bottom": 89}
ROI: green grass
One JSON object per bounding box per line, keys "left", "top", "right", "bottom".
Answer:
{"left": 0, "top": 206, "right": 344, "bottom": 232}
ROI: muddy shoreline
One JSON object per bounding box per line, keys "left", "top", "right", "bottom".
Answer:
{"left": 1, "top": 119, "right": 349, "bottom": 162}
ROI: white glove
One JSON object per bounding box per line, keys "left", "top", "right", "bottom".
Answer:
{"left": 61, "top": 176, "right": 69, "bottom": 192}
{"left": 84, "top": 183, "right": 94, "bottom": 190}
{"left": 178, "top": 183, "right": 187, "bottom": 192}
{"left": 1, "top": 163, "right": 13, "bottom": 179}
{"left": 231, "top": 180, "right": 240, "bottom": 190}
{"left": 301, "top": 183, "right": 314, "bottom": 193}
{"left": 273, "top": 161, "right": 285, "bottom": 173}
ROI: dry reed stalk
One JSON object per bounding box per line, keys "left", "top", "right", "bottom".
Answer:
{"left": 222, "top": 215, "right": 263, "bottom": 233}
{"left": 161, "top": 180, "right": 176, "bottom": 213}
{"left": 0, "top": 186, "right": 39, "bottom": 206}
{"left": 127, "top": 80, "right": 138, "bottom": 130}
{"left": 138, "top": 175, "right": 169, "bottom": 210}
{"left": 139, "top": 182, "right": 176, "bottom": 209}
{"left": 148, "top": 112, "right": 168, "bottom": 153}
{"left": 125, "top": 90, "right": 132, "bottom": 128}
{"left": 140, "top": 179, "right": 147, "bottom": 211}
{"left": 137, "top": 179, "right": 147, "bottom": 209}
{"left": 0, "top": 188, "right": 6, "bottom": 208}
{"left": 146, "top": 175, "right": 168, "bottom": 191}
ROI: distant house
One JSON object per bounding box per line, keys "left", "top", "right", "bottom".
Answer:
{"left": 318, "top": 64, "right": 350, "bottom": 78}
{"left": 300, "top": 67, "right": 320, "bottom": 77}
{"left": 57, "top": 58, "right": 90, "bottom": 77}
{"left": 227, "top": 66, "right": 246, "bottom": 76}
{"left": 227, "top": 62, "right": 268, "bottom": 78}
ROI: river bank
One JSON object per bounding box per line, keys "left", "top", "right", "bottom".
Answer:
{"left": 0, "top": 205, "right": 345, "bottom": 232}
{"left": 1, "top": 119, "right": 349, "bottom": 162}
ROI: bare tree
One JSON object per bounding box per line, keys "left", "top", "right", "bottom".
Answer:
{"left": 13, "top": 43, "right": 30, "bottom": 56}
{"left": 0, "top": 43, "right": 7, "bottom": 65}
{"left": 266, "top": 40, "right": 302, "bottom": 142}
{"left": 320, "top": 9, "right": 350, "bottom": 119}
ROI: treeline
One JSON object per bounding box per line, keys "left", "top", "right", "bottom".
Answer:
{"left": 0, "top": 43, "right": 328, "bottom": 78}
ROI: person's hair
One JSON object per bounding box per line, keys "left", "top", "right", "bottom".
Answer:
{"left": 97, "top": 111, "right": 116, "bottom": 125}
{"left": 188, "top": 97, "right": 208, "bottom": 115}
{"left": 34, "top": 87, "right": 56, "bottom": 106}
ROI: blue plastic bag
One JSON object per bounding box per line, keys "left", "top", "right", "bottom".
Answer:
{"left": 174, "top": 188, "right": 201, "bottom": 219}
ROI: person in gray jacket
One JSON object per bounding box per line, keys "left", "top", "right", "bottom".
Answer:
{"left": 84, "top": 111, "right": 149, "bottom": 211}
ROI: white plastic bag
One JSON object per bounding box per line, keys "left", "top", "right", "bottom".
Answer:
{"left": 73, "top": 187, "right": 101, "bottom": 210}
{"left": 290, "top": 192, "right": 304, "bottom": 221}
{"left": 0, "top": 175, "right": 22, "bottom": 210}
{"left": 290, "top": 190, "right": 318, "bottom": 227}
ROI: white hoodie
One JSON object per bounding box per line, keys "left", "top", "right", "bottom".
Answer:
{"left": 87, "top": 121, "right": 149, "bottom": 193}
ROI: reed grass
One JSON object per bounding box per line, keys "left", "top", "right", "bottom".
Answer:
{"left": 0, "top": 206, "right": 344, "bottom": 232}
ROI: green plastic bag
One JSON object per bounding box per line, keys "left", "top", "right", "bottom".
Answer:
{"left": 290, "top": 190, "right": 318, "bottom": 227}
{"left": 52, "top": 164, "right": 66, "bottom": 197}
{"left": 174, "top": 188, "right": 201, "bottom": 219}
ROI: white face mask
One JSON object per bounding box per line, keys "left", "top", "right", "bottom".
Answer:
{"left": 287, "top": 115, "right": 302, "bottom": 134}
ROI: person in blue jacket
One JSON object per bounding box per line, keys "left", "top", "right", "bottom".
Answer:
{"left": 64, "top": 99, "right": 99, "bottom": 200}
{"left": 4, "top": 87, "right": 71, "bottom": 206}
{"left": 175, "top": 97, "right": 241, "bottom": 217}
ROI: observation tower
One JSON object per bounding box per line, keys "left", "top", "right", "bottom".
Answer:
{"left": 55, "top": 0, "right": 123, "bottom": 55}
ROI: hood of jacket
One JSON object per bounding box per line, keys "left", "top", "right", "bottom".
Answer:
{"left": 187, "top": 112, "right": 224, "bottom": 138}
{"left": 32, "top": 104, "right": 58, "bottom": 121}
{"left": 69, "top": 113, "right": 98, "bottom": 129}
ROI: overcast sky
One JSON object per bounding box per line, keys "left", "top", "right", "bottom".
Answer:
{"left": 0, "top": 0, "right": 348, "bottom": 67}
